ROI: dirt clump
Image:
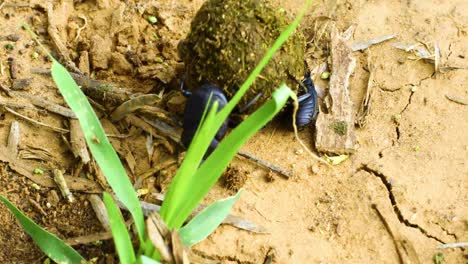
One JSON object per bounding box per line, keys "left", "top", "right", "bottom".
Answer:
{"left": 179, "top": 0, "right": 306, "bottom": 112}
{"left": 221, "top": 166, "right": 248, "bottom": 192}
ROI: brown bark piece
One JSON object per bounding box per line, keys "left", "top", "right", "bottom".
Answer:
{"left": 70, "top": 119, "right": 90, "bottom": 164}
{"left": 315, "top": 28, "right": 357, "bottom": 155}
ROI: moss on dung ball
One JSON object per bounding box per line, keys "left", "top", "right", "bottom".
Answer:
{"left": 179, "top": 0, "right": 305, "bottom": 112}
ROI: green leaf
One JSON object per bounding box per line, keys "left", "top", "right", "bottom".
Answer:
{"left": 179, "top": 190, "right": 242, "bottom": 246}
{"left": 50, "top": 60, "right": 146, "bottom": 244}
{"left": 160, "top": 0, "right": 312, "bottom": 228}
{"left": 102, "top": 193, "right": 136, "bottom": 264}
{"left": 164, "top": 85, "right": 296, "bottom": 228}
{"left": 137, "top": 255, "right": 162, "bottom": 264}
{"left": 0, "top": 194, "right": 84, "bottom": 264}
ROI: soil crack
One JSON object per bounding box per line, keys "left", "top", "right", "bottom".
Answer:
{"left": 191, "top": 249, "right": 255, "bottom": 264}
{"left": 359, "top": 164, "right": 446, "bottom": 244}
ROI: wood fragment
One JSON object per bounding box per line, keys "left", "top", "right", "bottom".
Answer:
{"left": 356, "top": 49, "right": 375, "bottom": 128}
{"left": 18, "top": 146, "right": 54, "bottom": 162}
{"left": 315, "top": 27, "right": 357, "bottom": 154}
{"left": 88, "top": 194, "right": 110, "bottom": 231}
{"left": 7, "top": 121, "right": 20, "bottom": 159}
{"left": 28, "top": 198, "right": 47, "bottom": 216}
{"left": 445, "top": 93, "right": 467, "bottom": 105}
{"left": 237, "top": 151, "right": 292, "bottom": 178}
{"left": 110, "top": 94, "right": 162, "bottom": 121}
{"left": 53, "top": 169, "right": 75, "bottom": 203}
{"left": 171, "top": 230, "right": 190, "bottom": 264}
{"left": 437, "top": 242, "right": 468, "bottom": 249}
{"left": 4, "top": 107, "right": 69, "bottom": 133}
{"left": 7, "top": 57, "right": 18, "bottom": 79}
{"left": 372, "top": 204, "right": 421, "bottom": 264}
{"left": 146, "top": 212, "right": 175, "bottom": 264}
{"left": 351, "top": 34, "right": 397, "bottom": 51}
{"left": 11, "top": 90, "right": 76, "bottom": 118}
{"left": 66, "top": 231, "right": 113, "bottom": 246}
{"left": 70, "top": 119, "right": 90, "bottom": 163}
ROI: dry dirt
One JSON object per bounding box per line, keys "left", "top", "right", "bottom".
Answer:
{"left": 0, "top": 0, "right": 467, "bottom": 263}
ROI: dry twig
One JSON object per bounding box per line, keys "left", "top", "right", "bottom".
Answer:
{"left": 53, "top": 169, "right": 75, "bottom": 203}
{"left": 4, "top": 106, "right": 69, "bottom": 133}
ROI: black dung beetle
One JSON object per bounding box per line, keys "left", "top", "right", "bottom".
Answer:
{"left": 180, "top": 74, "right": 318, "bottom": 156}
{"left": 180, "top": 83, "right": 229, "bottom": 157}
{"left": 295, "top": 72, "right": 319, "bottom": 127}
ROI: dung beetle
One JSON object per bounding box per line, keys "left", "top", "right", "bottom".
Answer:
{"left": 180, "top": 73, "right": 318, "bottom": 156}
{"left": 180, "top": 83, "right": 229, "bottom": 157}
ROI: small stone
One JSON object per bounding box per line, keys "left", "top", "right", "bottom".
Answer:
{"left": 310, "top": 165, "right": 320, "bottom": 174}
{"left": 410, "top": 85, "right": 418, "bottom": 93}
{"left": 294, "top": 149, "right": 303, "bottom": 155}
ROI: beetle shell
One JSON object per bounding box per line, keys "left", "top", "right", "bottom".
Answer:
{"left": 181, "top": 84, "right": 229, "bottom": 156}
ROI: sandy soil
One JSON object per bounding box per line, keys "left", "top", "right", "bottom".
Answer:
{"left": 0, "top": 0, "right": 466, "bottom": 263}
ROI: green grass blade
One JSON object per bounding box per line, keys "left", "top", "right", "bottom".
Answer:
{"left": 160, "top": 102, "right": 220, "bottom": 225}
{"left": 50, "top": 61, "right": 146, "bottom": 244}
{"left": 160, "top": 0, "right": 312, "bottom": 227}
{"left": 103, "top": 193, "right": 136, "bottom": 264}
{"left": 137, "top": 255, "right": 162, "bottom": 264}
{"left": 0, "top": 195, "right": 84, "bottom": 264}
{"left": 179, "top": 190, "right": 242, "bottom": 246}
{"left": 168, "top": 85, "right": 296, "bottom": 228}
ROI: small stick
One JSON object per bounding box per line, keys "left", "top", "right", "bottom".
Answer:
{"left": 70, "top": 119, "right": 90, "bottom": 163}
{"left": 88, "top": 194, "right": 110, "bottom": 231}
{"left": 437, "top": 242, "right": 468, "bottom": 249}
{"left": 53, "top": 169, "right": 75, "bottom": 203}
{"left": 7, "top": 57, "right": 18, "bottom": 79}
{"left": 236, "top": 150, "right": 292, "bottom": 178}
{"left": 4, "top": 106, "right": 69, "bottom": 133}
{"left": 8, "top": 90, "right": 77, "bottom": 118}
{"left": 28, "top": 198, "right": 47, "bottom": 216}
{"left": 0, "top": 61, "right": 4, "bottom": 76}
{"left": 65, "top": 219, "right": 133, "bottom": 246}
{"left": 356, "top": 49, "right": 375, "bottom": 128}
{"left": 7, "top": 121, "right": 20, "bottom": 159}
